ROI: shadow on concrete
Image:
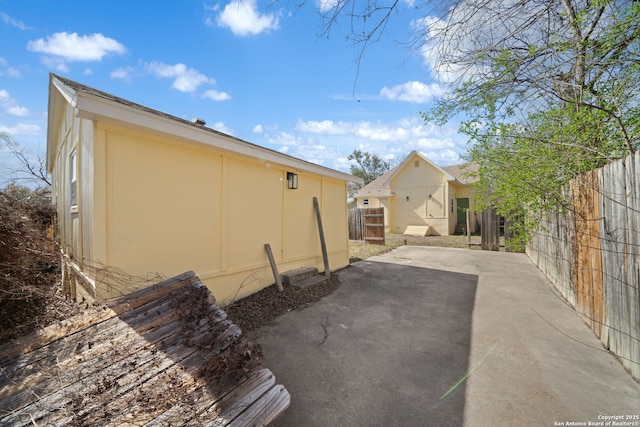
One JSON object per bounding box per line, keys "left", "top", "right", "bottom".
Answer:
{"left": 253, "top": 259, "right": 478, "bottom": 427}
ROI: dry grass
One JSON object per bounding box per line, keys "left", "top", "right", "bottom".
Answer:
{"left": 349, "top": 233, "right": 483, "bottom": 263}
{"left": 0, "top": 192, "right": 81, "bottom": 344}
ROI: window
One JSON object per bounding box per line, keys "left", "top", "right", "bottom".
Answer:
{"left": 451, "top": 198, "right": 454, "bottom": 213}
{"left": 363, "top": 198, "right": 369, "bottom": 206}
{"left": 414, "top": 160, "right": 420, "bottom": 167}
{"left": 70, "top": 149, "right": 77, "bottom": 207}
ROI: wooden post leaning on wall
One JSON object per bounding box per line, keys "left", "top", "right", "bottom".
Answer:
{"left": 313, "top": 197, "right": 331, "bottom": 277}
{"left": 264, "top": 243, "right": 284, "bottom": 292}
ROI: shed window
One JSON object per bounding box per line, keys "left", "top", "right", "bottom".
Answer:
{"left": 363, "top": 198, "right": 369, "bottom": 206}
{"left": 70, "top": 149, "right": 77, "bottom": 207}
{"left": 414, "top": 160, "right": 420, "bottom": 167}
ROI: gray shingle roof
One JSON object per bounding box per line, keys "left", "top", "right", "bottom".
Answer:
{"left": 354, "top": 167, "right": 396, "bottom": 199}
{"left": 441, "top": 163, "right": 479, "bottom": 185}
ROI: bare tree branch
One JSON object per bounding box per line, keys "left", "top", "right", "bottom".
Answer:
{"left": 1, "top": 133, "right": 51, "bottom": 187}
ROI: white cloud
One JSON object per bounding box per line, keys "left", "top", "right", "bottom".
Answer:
{"left": 317, "top": 0, "right": 339, "bottom": 13}
{"left": 83, "top": 68, "right": 93, "bottom": 75}
{"left": 414, "top": 14, "right": 491, "bottom": 84}
{"left": 144, "top": 62, "right": 229, "bottom": 98}
{"left": 0, "top": 90, "right": 30, "bottom": 116}
{"left": 111, "top": 66, "right": 135, "bottom": 82}
{"left": 414, "top": 137, "right": 456, "bottom": 150}
{"left": 0, "top": 123, "right": 41, "bottom": 135}
{"left": 253, "top": 124, "right": 263, "bottom": 133}
{"left": 211, "top": 121, "right": 234, "bottom": 135}
{"left": 291, "top": 116, "right": 467, "bottom": 168}
{"left": 216, "top": 0, "right": 279, "bottom": 36}
{"left": 0, "top": 12, "right": 31, "bottom": 30}
{"left": 379, "top": 81, "right": 446, "bottom": 103}
{"left": 266, "top": 131, "right": 303, "bottom": 147}
{"left": 413, "top": 1, "right": 541, "bottom": 84}
{"left": 296, "top": 119, "right": 347, "bottom": 135}
{"left": 146, "top": 62, "right": 212, "bottom": 92}
{"left": 202, "top": 89, "right": 231, "bottom": 101}
{"left": 419, "top": 148, "right": 461, "bottom": 166}
{"left": 296, "top": 118, "right": 433, "bottom": 141}
{"left": 7, "top": 106, "right": 28, "bottom": 116}
{"left": 254, "top": 115, "right": 467, "bottom": 173}
{"left": 0, "top": 57, "right": 21, "bottom": 77}
{"left": 262, "top": 130, "right": 360, "bottom": 172}
{"left": 27, "top": 32, "right": 126, "bottom": 62}
{"left": 41, "top": 56, "right": 69, "bottom": 73}
{"left": 271, "top": 135, "right": 343, "bottom": 168}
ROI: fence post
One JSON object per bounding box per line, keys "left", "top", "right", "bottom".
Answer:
{"left": 481, "top": 207, "right": 500, "bottom": 251}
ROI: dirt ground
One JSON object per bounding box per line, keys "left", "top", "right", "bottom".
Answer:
{"left": 225, "top": 234, "right": 484, "bottom": 332}
{"left": 349, "top": 233, "right": 483, "bottom": 262}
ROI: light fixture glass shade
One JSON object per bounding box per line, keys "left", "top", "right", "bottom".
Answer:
{"left": 287, "top": 172, "right": 298, "bottom": 189}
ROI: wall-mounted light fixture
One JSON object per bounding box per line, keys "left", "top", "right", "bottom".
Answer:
{"left": 428, "top": 194, "right": 432, "bottom": 200}
{"left": 287, "top": 172, "right": 298, "bottom": 189}
{"left": 406, "top": 196, "right": 410, "bottom": 201}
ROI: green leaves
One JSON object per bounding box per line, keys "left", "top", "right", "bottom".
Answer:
{"left": 420, "top": 1, "right": 640, "bottom": 246}
{"left": 347, "top": 149, "right": 392, "bottom": 196}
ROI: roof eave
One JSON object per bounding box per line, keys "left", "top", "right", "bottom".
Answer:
{"left": 73, "top": 92, "right": 362, "bottom": 184}
{"left": 46, "top": 77, "right": 72, "bottom": 173}
{"left": 52, "top": 75, "right": 362, "bottom": 184}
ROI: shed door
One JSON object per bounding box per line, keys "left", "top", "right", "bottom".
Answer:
{"left": 457, "top": 198, "right": 469, "bottom": 224}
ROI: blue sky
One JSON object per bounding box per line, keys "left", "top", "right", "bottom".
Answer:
{"left": 0, "top": 0, "right": 468, "bottom": 186}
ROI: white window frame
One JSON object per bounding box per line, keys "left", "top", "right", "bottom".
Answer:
{"left": 70, "top": 149, "right": 77, "bottom": 208}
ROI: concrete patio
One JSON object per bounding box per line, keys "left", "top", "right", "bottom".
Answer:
{"left": 250, "top": 246, "right": 640, "bottom": 426}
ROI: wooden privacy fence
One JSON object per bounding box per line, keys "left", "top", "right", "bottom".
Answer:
{"left": 527, "top": 152, "right": 640, "bottom": 380}
{"left": 481, "top": 207, "right": 500, "bottom": 251}
{"left": 348, "top": 208, "right": 385, "bottom": 245}
{"left": 348, "top": 208, "right": 364, "bottom": 240}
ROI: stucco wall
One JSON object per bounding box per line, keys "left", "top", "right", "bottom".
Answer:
{"left": 389, "top": 155, "right": 450, "bottom": 235}
{"left": 356, "top": 196, "right": 382, "bottom": 209}
{"left": 66, "top": 123, "right": 350, "bottom": 305}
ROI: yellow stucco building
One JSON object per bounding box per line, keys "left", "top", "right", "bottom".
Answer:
{"left": 47, "top": 74, "right": 362, "bottom": 305}
{"left": 354, "top": 151, "right": 478, "bottom": 236}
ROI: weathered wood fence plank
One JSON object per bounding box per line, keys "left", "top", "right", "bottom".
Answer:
{"left": 348, "top": 208, "right": 364, "bottom": 240}
{"left": 0, "top": 273, "right": 290, "bottom": 426}
{"left": 527, "top": 152, "right": 640, "bottom": 381}
{"left": 349, "top": 208, "right": 385, "bottom": 244}
{"left": 363, "top": 208, "right": 385, "bottom": 245}
{"left": 481, "top": 207, "right": 500, "bottom": 251}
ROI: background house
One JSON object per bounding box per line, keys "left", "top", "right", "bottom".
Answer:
{"left": 47, "top": 74, "right": 362, "bottom": 305}
{"left": 354, "top": 151, "right": 478, "bottom": 236}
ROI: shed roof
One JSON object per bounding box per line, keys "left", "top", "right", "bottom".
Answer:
{"left": 441, "top": 163, "right": 479, "bottom": 186}
{"left": 0, "top": 271, "right": 289, "bottom": 426}
{"left": 354, "top": 168, "right": 395, "bottom": 199}
{"left": 47, "top": 73, "right": 363, "bottom": 185}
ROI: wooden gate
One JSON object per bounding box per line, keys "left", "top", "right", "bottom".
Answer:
{"left": 363, "top": 207, "right": 385, "bottom": 245}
